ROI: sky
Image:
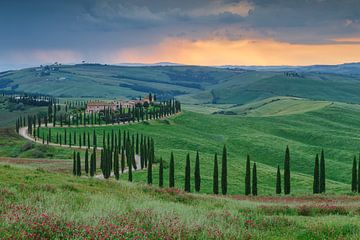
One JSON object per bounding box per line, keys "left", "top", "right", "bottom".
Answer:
{"left": 1, "top": 0, "right": 360, "bottom": 70}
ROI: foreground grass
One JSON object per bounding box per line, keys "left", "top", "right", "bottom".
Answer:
{"left": 1, "top": 164, "right": 360, "bottom": 239}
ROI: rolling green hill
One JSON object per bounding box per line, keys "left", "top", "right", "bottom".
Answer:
{"left": 39, "top": 99, "right": 360, "bottom": 195}
{"left": 3, "top": 64, "right": 360, "bottom": 105}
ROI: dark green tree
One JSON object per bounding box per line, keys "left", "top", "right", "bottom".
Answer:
{"left": 184, "top": 153, "right": 191, "bottom": 192}
{"left": 194, "top": 151, "right": 201, "bottom": 192}
{"left": 147, "top": 144, "right": 153, "bottom": 184}
{"left": 114, "top": 149, "right": 120, "bottom": 180}
{"left": 121, "top": 147, "right": 125, "bottom": 173}
{"left": 252, "top": 162, "right": 257, "bottom": 196}
{"left": 351, "top": 156, "right": 357, "bottom": 192}
{"left": 76, "top": 152, "right": 81, "bottom": 176}
{"left": 245, "top": 154, "right": 251, "bottom": 195}
{"left": 276, "top": 165, "right": 281, "bottom": 194}
{"left": 72, "top": 151, "right": 76, "bottom": 176}
{"left": 169, "top": 152, "right": 175, "bottom": 188}
{"left": 221, "top": 145, "right": 227, "bottom": 195}
{"left": 284, "top": 146, "right": 291, "bottom": 195}
{"left": 213, "top": 153, "right": 219, "bottom": 194}
{"left": 85, "top": 149, "right": 89, "bottom": 175}
{"left": 320, "top": 149, "right": 326, "bottom": 193}
{"left": 159, "top": 157, "right": 164, "bottom": 187}
{"left": 313, "top": 154, "right": 320, "bottom": 194}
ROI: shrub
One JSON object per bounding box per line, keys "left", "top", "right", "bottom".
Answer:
{"left": 20, "top": 141, "right": 33, "bottom": 151}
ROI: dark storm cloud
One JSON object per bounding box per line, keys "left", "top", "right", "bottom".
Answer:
{"left": 0, "top": 0, "right": 360, "bottom": 70}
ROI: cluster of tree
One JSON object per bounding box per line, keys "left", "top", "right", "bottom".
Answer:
{"left": 18, "top": 98, "right": 181, "bottom": 135}
{"left": 8, "top": 94, "right": 55, "bottom": 107}
{"left": 72, "top": 131, "right": 156, "bottom": 180}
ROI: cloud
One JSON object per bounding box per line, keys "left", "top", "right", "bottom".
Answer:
{"left": 190, "top": 0, "right": 254, "bottom": 17}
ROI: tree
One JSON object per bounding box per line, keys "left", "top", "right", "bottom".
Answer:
{"left": 90, "top": 153, "right": 95, "bottom": 177}
{"left": 72, "top": 151, "right": 76, "bottom": 176}
{"left": 320, "top": 149, "right": 326, "bottom": 193}
{"left": 276, "top": 165, "right": 281, "bottom": 194}
{"left": 147, "top": 144, "right": 153, "bottom": 184}
{"left": 245, "top": 154, "right": 251, "bottom": 195}
{"left": 313, "top": 154, "right": 320, "bottom": 194}
{"left": 221, "top": 145, "right": 227, "bottom": 195}
{"left": 284, "top": 146, "right": 291, "bottom": 195}
{"left": 85, "top": 149, "right": 89, "bottom": 175}
{"left": 114, "top": 149, "right": 120, "bottom": 180}
{"left": 76, "top": 152, "right": 81, "bottom": 176}
{"left": 184, "top": 153, "right": 191, "bottom": 192}
{"left": 159, "top": 157, "right": 163, "bottom": 187}
{"left": 121, "top": 147, "right": 125, "bottom": 173}
{"left": 194, "top": 151, "right": 201, "bottom": 192}
{"left": 352, "top": 156, "right": 357, "bottom": 192}
{"left": 169, "top": 152, "right": 175, "bottom": 188}
{"left": 252, "top": 162, "right": 257, "bottom": 196}
{"left": 213, "top": 153, "right": 219, "bottom": 194}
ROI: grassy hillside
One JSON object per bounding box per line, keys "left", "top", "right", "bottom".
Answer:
{"left": 1, "top": 164, "right": 360, "bottom": 239}
{"left": 3, "top": 64, "right": 360, "bottom": 104}
{"left": 39, "top": 99, "right": 360, "bottom": 195}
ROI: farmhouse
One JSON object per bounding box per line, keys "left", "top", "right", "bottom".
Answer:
{"left": 86, "top": 97, "right": 151, "bottom": 113}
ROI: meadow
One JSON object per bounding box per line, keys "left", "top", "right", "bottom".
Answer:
{"left": 37, "top": 98, "right": 360, "bottom": 195}
{"left": 1, "top": 164, "right": 360, "bottom": 239}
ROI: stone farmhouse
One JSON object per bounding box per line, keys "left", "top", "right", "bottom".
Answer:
{"left": 86, "top": 97, "right": 151, "bottom": 113}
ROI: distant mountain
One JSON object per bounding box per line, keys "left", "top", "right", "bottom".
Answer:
{"left": 219, "top": 62, "right": 360, "bottom": 75}
{"left": 116, "top": 62, "right": 185, "bottom": 67}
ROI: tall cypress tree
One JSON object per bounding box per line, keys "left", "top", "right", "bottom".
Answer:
{"left": 276, "top": 165, "right": 281, "bottom": 194}
{"left": 90, "top": 153, "right": 95, "bottom": 177}
{"left": 147, "top": 144, "right": 153, "bottom": 184}
{"left": 72, "top": 151, "right": 76, "bottom": 176}
{"left": 358, "top": 155, "right": 360, "bottom": 193}
{"left": 114, "top": 149, "right": 120, "bottom": 180}
{"left": 121, "top": 147, "right": 125, "bottom": 173}
{"left": 245, "top": 154, "right": 251, "bottom": 195}
{"left": 319, "top": 149, "right": 326, "bottom": 193}
{"left": 221, "top": 145, "right": 227, "bottom": 195}
{"left": 213, "top": 153, "right": 219, "bottom": 194}
{"left": 313, "top": 154, "right": 320, "bottom": 194}
{"left": 76, "top": 152, "right": 81, "bottom": 176}
{"left": 351, "top": 156, "right": 357, "bottom": 192}
{"left": 85, "top": 149, "right": 89, "bottom": 175}
{"left": 194, "top": 151, "right": 201, "bottom": 192}
{"left": 169, "top": 152, "right": 175, "bottom": 188}
{"left": 252, "top": 162, "right": 257, "bottom": 196}
{"left": 184, "top": 153, "right": 191, "bottom": 192}
{"left": 284, "top": 146, "right": 291, "bottom": 195}
{"left": 159, "top": 157, "right": 163, "bottom": 187}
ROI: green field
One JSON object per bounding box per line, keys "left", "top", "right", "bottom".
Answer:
{"left": 1, "top": 164, "right": 360, "bottom": 239}
{"left": 36, "top": 97, "right": 360, "bottom": 195}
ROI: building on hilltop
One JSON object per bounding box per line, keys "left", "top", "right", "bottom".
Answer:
{"left": 85, "top": 97, "right": 152, "bottom": 113}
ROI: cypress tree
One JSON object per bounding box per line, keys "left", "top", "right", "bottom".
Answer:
{"left": 121, "top": 147, "right": 125, "bottom": 173}
{"left": 284, "top": 146, "right": 291, "bottom": 195}
{"left": 276, "top": 165, "right": 281, "bottom": 194}
{"left": 169, "top": 152, "right": 175, "bottom": 188}
{"left": 351, "top": 156, "right": 357, "bottom": 192}
{"left": 159, "top": 157, "right": 164, "bottom": 187}
{"left": 72, "top": 151, "right": 76, "bottom": 176}
{"left": 90, "top": 153, "right": 95, "bottom": 177}
{"left": 128, "top": 152, "right": 133, "bottom": 182}
{"left": 245, "top": 154, "right": 251, "bottom": 195}
{"left": 184, "top": 153, "right": 191, "bottom": 192}
{"left": 313, "top": 154, "right": 320, "bottom": 194}
{"left": 76, "top": 152, "right": 81, "bottom": 176}
{"left": 85, "top": 149, "right": 89, "bottom": 175}
{"left": 194, "top": 151, "right": 201, "bottom": 192}
{"left": 221, "top": 145, "right": 227, "bottom": 195}
{"left": 358, "top": 155, "right": 360, "bottom": 193}
{"left": 213, "top": 153, "right": 219, "bottom": 194}
{"left": 114, "top": 149, "right": 120, "bottom": 180}
{"left": 147, "top": 144, "right": 153, "bottom": 184}
{"left": 320, "top": 149, "right": 326, "bottom": 193}
{"left": 252, "top": 162, "right": 257, "bottom": 196}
